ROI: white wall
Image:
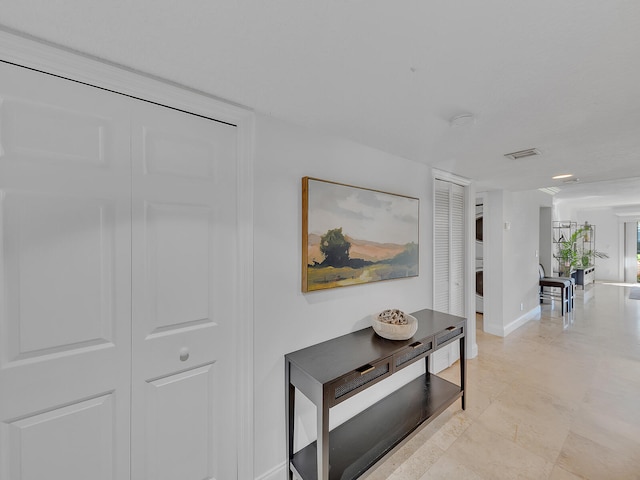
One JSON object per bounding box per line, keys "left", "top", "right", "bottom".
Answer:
{"left": 484, "top": 189, "right": 552, "bottom": 336}
{"left": 483, "top": 190, "right": 505, "bottom": 335}
{"left": 504, "top": 191, "right": 551, "bottom": 328}
{"left": 539, "top": 206, "right": 553, "bottom": 275}
{"left": 252, "top": 114, "right": 437, "bottom": 477}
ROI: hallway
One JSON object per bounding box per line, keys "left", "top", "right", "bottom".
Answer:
{"left": 369, "top": 283, "right": 640, "bottom": 479}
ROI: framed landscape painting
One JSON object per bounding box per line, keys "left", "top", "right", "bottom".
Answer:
{"left": 302, "top": 177, "right": 419, "bottom": 292}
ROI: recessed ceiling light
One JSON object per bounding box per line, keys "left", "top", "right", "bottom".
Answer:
{"left": 552, "top": 174, "right": 573, "bottom": 180}
{"left": 563, "top": 178, "right": 580, "bottom": 184}
{"left": 504, "top": 148, "right": 541, "bottom": 160}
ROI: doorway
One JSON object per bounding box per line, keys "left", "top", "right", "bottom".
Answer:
{"left": 475, "top": 202, "right": 484, "bottom": 335}
{"left": 624, "top": 222, "right": 640, "bottom": 284}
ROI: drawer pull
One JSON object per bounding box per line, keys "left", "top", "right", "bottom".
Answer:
{"left": 446, "top": 326, "right": 456, "bottom": 331}
{"left": 410, "top": 341, "right": 423, "bottom": 349}
{"left": 357, "top": 364, "right": 375, "bottom": 375}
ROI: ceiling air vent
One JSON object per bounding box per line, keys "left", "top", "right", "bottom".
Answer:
{"left": 538, "top": 186, "right": 560, "bottom": 195}
{"left": 504, "top": 148, "right": 541, "bottom": 160}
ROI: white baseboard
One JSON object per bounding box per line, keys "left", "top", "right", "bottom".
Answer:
{"left": 483, "top": 306, "right": 540, "bottom": 337}
{"left": 483, "top": 322, "right": 504, "bottom": 337}
{"left": 256, "top": 462, "right": 286, "bottom": 480}
{"left": 503, "top": 306, "right": 540, "bottom": 337}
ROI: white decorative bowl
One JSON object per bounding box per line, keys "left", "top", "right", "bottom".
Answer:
{"left": 371, "top": 313, "right": 418, "bottom": 340}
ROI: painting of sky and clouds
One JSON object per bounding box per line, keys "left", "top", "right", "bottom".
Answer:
{"left": 303, "top": 177, "right": 419, "bottom": 292}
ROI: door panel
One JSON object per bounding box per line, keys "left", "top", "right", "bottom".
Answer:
{"left": 5, "top": 394, "right": 115, "bottom": 480}
{"left": 4, "top": 193, "right": 115, "bottom": 360}
{"left": 434, "top": 187, "right": 450, "bottom": 311}
{"left": 0, "top": 62, "right": 131, "bottom": 480}
{"left": 450, "top": 185, "right": 465, "bottom": 317}
{"left": 143, "top": 127, "right": 218, "bottom": 179}
{"left": 145, "top": 365, "right": 217, "bottom": 480}
{"left": 2, "top": 99, "right": 106, "bottom": 166}
{"left": 131, "top": 102, "right": 238, "bottom": 480}
{"left": 145, "top": 202, "right": 211, "bottom": 332}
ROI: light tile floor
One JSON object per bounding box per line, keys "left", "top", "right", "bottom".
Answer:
{"left": 368, "top": 282, "right": 640, "bottom": 480}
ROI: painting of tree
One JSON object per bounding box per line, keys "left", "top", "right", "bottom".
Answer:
{"left": 302, "top": 177, "right": 419, "bottom": 292}
{"left": 319, "top": 228, "right": 351, "bottom": 267}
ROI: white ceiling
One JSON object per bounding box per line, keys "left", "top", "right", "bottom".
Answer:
{"left": 553, "top": 176, "right": 640, "bottom": 213}
{"left": 2, "top": 0, "right": 640, "bottom": 205}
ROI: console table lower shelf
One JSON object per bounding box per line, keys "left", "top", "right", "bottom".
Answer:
{"left": 291, "top": 373, "right": 462, "bottom": 480}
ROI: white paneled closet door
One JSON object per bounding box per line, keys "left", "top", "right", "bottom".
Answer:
{"left": 130, "top": 101, "right": 238, "bottom": 480}
{"left": 0, "top": 61, "right": 239, "bottom": 480}
{"left": 433, "top": 179, "right": 466, "bottom": 372}
{"left": 0, "top": 61, "right": 132, "bottom": 480}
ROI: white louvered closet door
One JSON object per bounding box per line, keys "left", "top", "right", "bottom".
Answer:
{"left": 433, "top": 179, "right": 465, "bottom": 372}
{"left": 434, "top": 184, "right": 451, "bottom": 311}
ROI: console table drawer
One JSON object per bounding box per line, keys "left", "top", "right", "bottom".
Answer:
{"left": 435, "top": 324, "right": 464, "bottom": 348}
{"left": 393, "top": 337, "right": 434, "bottom": 371}
{"left": 328, "top": 357, "right": 392, "bottom": 407}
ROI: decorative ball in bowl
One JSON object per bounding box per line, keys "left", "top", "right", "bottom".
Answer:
{"left": 371, "top": 309, "right": 418, "bottom": 340}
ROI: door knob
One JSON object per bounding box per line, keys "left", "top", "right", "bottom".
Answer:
{"left": 179, "top": 347, "right": 190, "bottom": 362}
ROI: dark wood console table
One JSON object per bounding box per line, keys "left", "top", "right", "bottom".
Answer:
{"left": 285, "top": 308, "right": 466, "bottom": 480}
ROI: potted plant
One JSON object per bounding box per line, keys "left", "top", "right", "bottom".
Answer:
{"left": 581, "top": 252, "right": 590, "bottom": 267}
{"left": 555, "top": 233, "right": 579, "bottom": 276}
{"left": 554, "top": 227, "right": 585, "bottom": 275}
{"left": 555, "top": 226, "right": 609, "bottom": 272}
{"left": 579, "top": 248, "right": 609, "bottom": 267}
